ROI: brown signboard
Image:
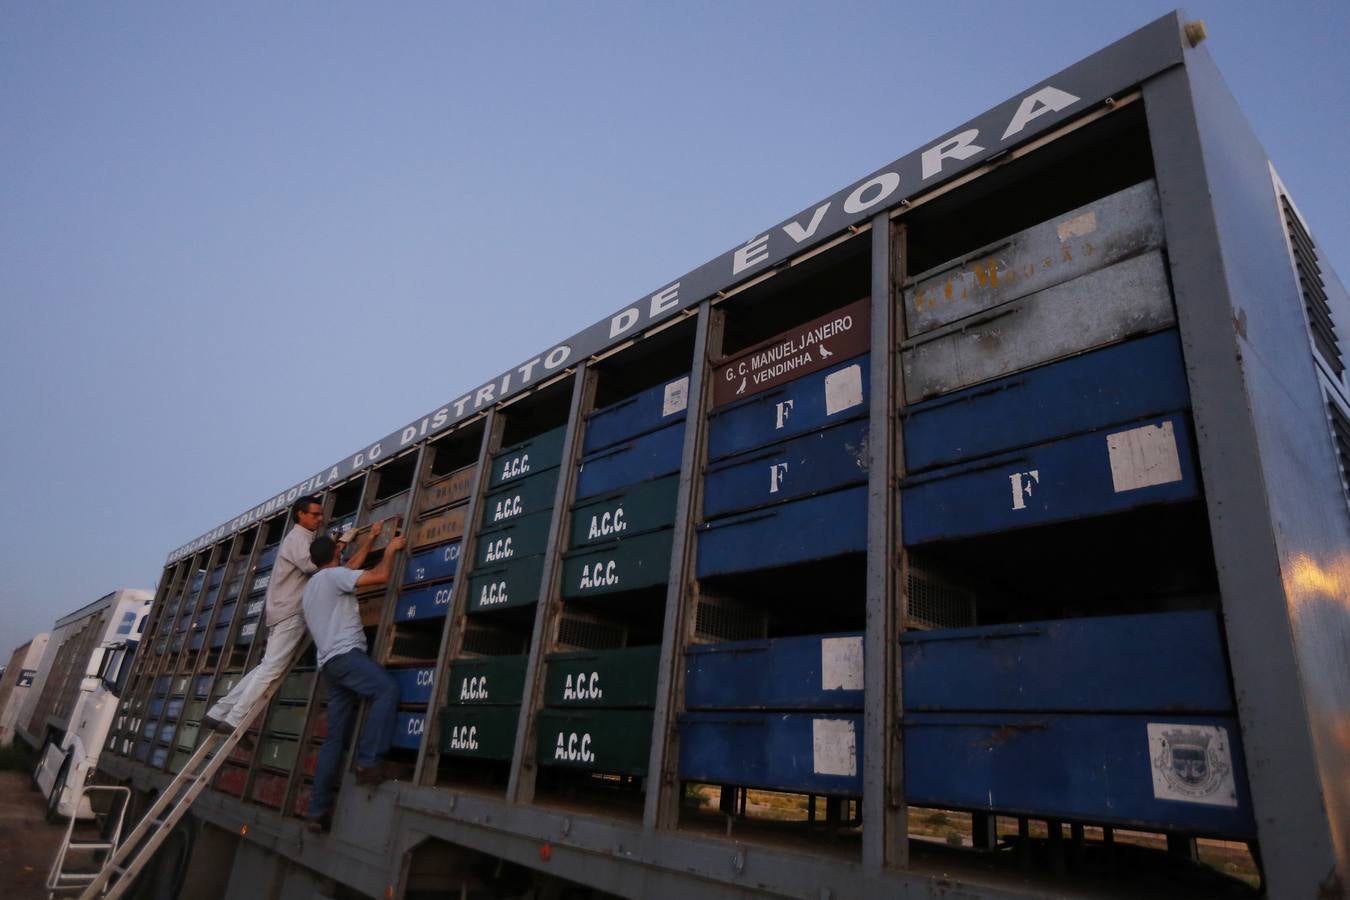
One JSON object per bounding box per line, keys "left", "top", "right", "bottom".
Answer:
{"left": 410, "top": 504, "right": 467, "bottom": 550}
{"left": 416, "top": 464, "right": 476, "bottom": 517}
{"left": 713, "top": 298, "right": 869, "bottom": 407}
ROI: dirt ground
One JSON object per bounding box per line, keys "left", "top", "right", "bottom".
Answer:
{"left": 0, "top": 770, "right": 68, "bottom": 899}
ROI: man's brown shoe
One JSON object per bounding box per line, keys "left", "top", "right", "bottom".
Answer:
{"left": 304, "top": 813, "right": 331, "bottom": 834}
{"left": 354, "top": 761, "right": 391, "bottom": 787}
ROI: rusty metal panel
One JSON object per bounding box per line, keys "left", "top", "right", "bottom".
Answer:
{"left": 415, "top": 464, "right": 476, "bottom": 517}
{"left": 904, "top": 180, "right": 1165, "bottom": 336}
{"left": 713, "top": 299, "right": 870, "bottom": 407}
{"left": 410, "top": 504, "right": 467, "bottom": 550}
{"left": 901, "top": 250, "right": 1175, "bottom": 403}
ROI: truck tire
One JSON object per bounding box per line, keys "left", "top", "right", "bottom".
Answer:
{"left": 45, "top": 751, "right": 72, "bottom": 824}
{"left": 125, "top": 814, "right": 194, "bottom": 900}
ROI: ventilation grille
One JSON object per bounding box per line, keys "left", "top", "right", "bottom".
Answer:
{"left": 556, "top": 613, "right": 627, "bottom": 651}
{"left": 1328, "top": 399, "right": 1350, "bottom": 507}
{"left": 904, "top": 561, "right": 976, "bottom": 630}
{"left": 694, "top": 594, "right": 767, "bottom": 642}
{"left": 460, "top": 623, "right": 526, "bottom": 656}
{"left": 1282, "top": 196, "right": 1341, "bottom": 376}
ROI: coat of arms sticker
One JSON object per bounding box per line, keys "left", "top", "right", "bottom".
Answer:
{"left": 1146, "top": 723, "right": 1239, "bottom": 807}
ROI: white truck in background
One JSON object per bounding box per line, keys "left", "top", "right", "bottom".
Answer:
{"left": 30, "top": 588, "right": 152, "bottom": 822}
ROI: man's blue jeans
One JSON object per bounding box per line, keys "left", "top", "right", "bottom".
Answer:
{"left": 310, "top": 649, "right": 400, "bottom": 818}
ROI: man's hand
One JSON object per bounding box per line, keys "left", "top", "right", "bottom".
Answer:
{"left": 387, "top": 534, "right": 406, "bottom": 553}
{"left": 369, "top": 520, "right": 384, "bottom": 539}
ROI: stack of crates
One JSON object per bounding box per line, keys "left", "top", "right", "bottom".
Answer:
{"left": 440, "top": 654, "right": 527, "bottom": 767}
{"left": 212, "top": 670, "right": 249, "bottom": 796}
{"left": 292, "top": 696, "right": 329, "bottom": 818}
{"left": 466, "top": 426, "right": 567, "bottom": 616}
{"left": 895, "top": 180, "right": 1256, "bottom": 839}
{"left": 210, "top": 566, "right": 246, "bottom": 652}
{"left": 251, "top": 670, "right": 313, "bottom": 808}
{"left": 536, "top": 646, "right": 660, "bottom": 780}
{"left": 681, "top": 301, "right": 871, "bottom": 797}
{"left": 236, "top": 541, "right": 279, "bottom": 652}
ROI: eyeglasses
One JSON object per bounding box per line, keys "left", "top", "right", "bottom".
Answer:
{"left": 301, "top": 509, "right": 323, "bottom": 517}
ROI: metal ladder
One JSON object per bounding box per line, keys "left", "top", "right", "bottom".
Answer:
{"left": 46, "top": 785, "right": 132, "bottom": 897}
{"left": 58, "top": 653, "right": 302, "bottom": 900}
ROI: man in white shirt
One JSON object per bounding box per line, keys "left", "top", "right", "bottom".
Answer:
{"left": 202, "top": 496, "right": 378, "bottom": 738}
{"left": 301, "top": 531, "right": 405, "bottom": 832}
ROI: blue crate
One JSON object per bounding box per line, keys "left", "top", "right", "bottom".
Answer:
{"left": 150, "top": 745, "right": 168, "bottom": 768}
{"left": 679, "top": 712, "right": 864, "bottom": 796}
{"left": 157, "top": 722, "right": 177, "bottom": 743}
{"left": 685, "top": 632, "right": 864, "bottom": 710}
{"left": 703, "top": 418, "right": 868, "bottom": 518}
{"left": 696, "top": 486, "right": 867, "bottom": 578}
{"left": 210, "top": 623, "right": 229, "bottom": 649}
{"left": 193, "top": 675, "right": 213, "bottom": 699}
{"left": 575, "top": 420, "right": 686, "bottom": 500}
{"left": 392, "top": 711, "right": 427, "bottom": 750}
{"left": 903, "top": 331, "right": 1190, "bottom": 473}
{"left": 902, "top": 611, "right": 1233, "bottom": 713}
{"left": 165, "top": 697, "right": 184, "bottom": 717}
{"left": 402, "top": 540, "right": 462, "bottom": 587}
{"left": 583, "top": 374, "right": 690, "bottom": 454}
{"left": 708, "top": 356, "right": 869, "bottom": 461}
{"left": 134, "top": 740, "right": 151, "bottom": 762}
{"left": 396, "top": 582, "right": 456, "bottom": 622}
{"left": 152, "top": 676, "right": 170, "bottom": 696}
{"left": 390, "top": 666, "right": 437, "bottom": 705}
{"left": 143, "top": 711, "right": 160, "bottom": 732}
{"left": 902, "top": 414, "right": 1199, "bottom": 545}
{"left": 254, "top": 544, "right": 279, "bottom": 572}
{"left": 904, "top": 712, "right": 1256, "bottom": 838}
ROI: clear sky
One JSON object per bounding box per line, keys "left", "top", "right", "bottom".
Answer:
{"left": 1, "top": 1, "right": 1346, "bottom": 658}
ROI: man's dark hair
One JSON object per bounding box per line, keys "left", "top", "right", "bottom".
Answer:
{"left": 309, "top": 535, "right": 338, "bottom": 568}
{"left": 291, "top": 495, "right": 322, "bottom": 523}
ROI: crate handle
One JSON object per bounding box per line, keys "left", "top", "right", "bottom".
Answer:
{"left": 902, "top": 626, "right": 1045, "bottom": 645}
{"left": 900, "top": 303, "right": 1021, "bottom": 351}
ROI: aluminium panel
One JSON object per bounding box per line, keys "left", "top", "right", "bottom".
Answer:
{"left": 901, "top": 250, "right": 1176, "bottom": 403}
{"left": 473, "top": 511, "right": 552, "bottom": 568}
{"left": 543, "top": 645, "right": 662, "bottom": 708}
{"left": 679, "top": 711, "right": 864, "bottom": 796}
{"left": 696, "top": 485, "right": 867, "bottom": 578}
{"left": 569, "top": 473, "right": 680, "bottom": 549}
{"left": 707, "top": 356, "right": 870, "bottom": 461}
{"left": 904, "top": 179, "right": 1165, "bottom": 336}
{"left": 904, "top": 711, "right": 1256, "bottom": 839}
{"left": 488, "top": 425, "right": 568, "bottom": 489}
{"left": 684, "top": 632, "right": 865, "bottom": 710}
{"left": 536, "top": 709, "right": 654, "bottom": 775}
{"left": 446, "top": 655, "right": 528, "bottom": 706}
{"left": 560, "top": 530, "right": 675, "bottom": 599}
{"left": 703, "top": 418, "right": 869, "bottom": 518}
{"left": 466, "top": 556, "right": 546, "bottom": 614}
{"left": 901, "top": 611, "right": 1232, "bottom": 712}
{"left": 480, "top": 470, "right": 561, "bottom": 531}
{"left": 583, "top": 374, "right": 691, "bottom": 454}
{"left": 903, "top": 330, "right": 1190, "bottom": 473}
{"left": 575, "top": 420, "right": 686, "bottom": 500}
{"left": 402, "top": 540, "right": 462, "bottom": 587}
{"left": 901, "top": 413, "right": 1199, "bottom": 545}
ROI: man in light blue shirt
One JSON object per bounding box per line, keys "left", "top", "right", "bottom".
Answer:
{"left": 300, "top": 531, "right": 405, "bottom": 833}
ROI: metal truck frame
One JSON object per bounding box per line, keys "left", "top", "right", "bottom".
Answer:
{"left": 96, "top": 12, "right": 1347, "bottom": 900}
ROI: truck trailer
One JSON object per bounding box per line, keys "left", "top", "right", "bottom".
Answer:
{"left": 94, "top": 12, "right": 1347, "bottom": 900}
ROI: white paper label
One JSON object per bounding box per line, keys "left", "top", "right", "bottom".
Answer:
{"left": 1107, "top": 421, "right": 1183, "bottom": 493}
{"left": 1147, "top": 723, "right": 1239, "bottom": 808}
{"left": 820, "top": 636, "right": 863, "bottom": 691}
{"left": 824, "top": 364, "right": 864, "bottom": 416}
{"left": 1057, "top": 210, "right": 1097, "bottom": 241}
{"left": 812, "top": 718, "right": 857, "bottom": 777}
{"left": 662, "top": 376, "right": 690, "bottom": 417}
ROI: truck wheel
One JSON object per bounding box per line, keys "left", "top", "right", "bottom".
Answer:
{"left": 45, "top": 751, "right": 72, "bottom": 824}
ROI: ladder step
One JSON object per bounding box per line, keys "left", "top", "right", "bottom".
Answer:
{"left": 66, "top": 841, "right": 115, "bottom": 850}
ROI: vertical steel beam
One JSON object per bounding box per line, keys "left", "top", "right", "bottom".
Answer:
{"left": 507, "top": 365, "right": 591, "bottom": 804}
{"left": 863, "top": 214, "right": 904, "bottom": 869}
{"left": 415, "top": 410, "right": 499, "bottom": 786}
{"left": 644, "top": 301, "right": 714, "bottom": 831}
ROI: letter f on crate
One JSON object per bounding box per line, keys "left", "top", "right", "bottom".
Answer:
{"left": 1009, "top": 469, "right": 1040, "bottom": 510}
{"left": 769, "top": 463, "right": 790, "bottom": 494}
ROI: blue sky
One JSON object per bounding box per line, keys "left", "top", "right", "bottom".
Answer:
{"left": 1, "top": 1, "right": 1347, "bottom": 657}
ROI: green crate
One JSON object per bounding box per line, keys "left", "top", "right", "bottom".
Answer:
{"left": 569, "top": 474, "right": 679, "bottom": 548}
{"left": 438, "top": 705, "right": 521, "bottom": 760}
{"left": 213, "top": 671, "right": 243, "bottom": 699}
{"left": 446, "top": 655, "right": 528, "bottom": 706}
{"left": 544, "top": 646, "right": 661, "bottom": 708}
{"left": 278, "top": 671, "right": 316, "bottom": 702}
{"left": 560, "top": 530, "right": 673, "bottom": 598}
{"left": 474, "top": 510, "right": 553, "bottom": 568}
{"left": 481, "top": 469, "right": 560, "bottom": 530}
{"left": 170, "top": 675, "right": 190, "bottom": 696}
{"left": 175, "top": 724, "right": 200, "bottom": 749}
{"left": 168, "top": 748, "right": 193, "bottom": 774}
{"left": 535, "top": 709, "right": 654, "bottom": 776}
{"left": 488, "top": 425, "right": 567, "bottom": 488}
{"left": 265, "top": 703, "right": 309, "bottom": 736}
{"left": 183, "top": 701, "right": 206, "bottom": 723}
{"left": 466, "top": 556, "right": 545, "bottom": 614}
{"left": 258, "top": 736, "right": 300, "bottom": 771}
